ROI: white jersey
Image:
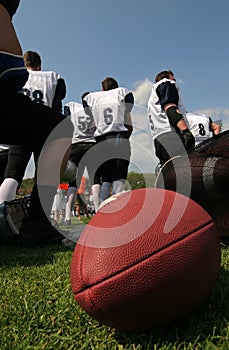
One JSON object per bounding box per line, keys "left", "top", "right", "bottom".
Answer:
{"left": 21, "top": 70, "right": 60, "bottom": 107}
{"left": 186, "top": 112, "right": 212, "bottom": 145}
{"left": 64, "top": 102, "right": 95, "bottom": 144}
{"left": 147, "top": 78, "right": 187, "bottom": 140}
{"left": 84, "top": 87, "right": 132, "bottom": 137}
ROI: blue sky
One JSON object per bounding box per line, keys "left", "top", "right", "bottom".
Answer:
{"left": 14, "top": 0, "right": 229, "bottom": 176}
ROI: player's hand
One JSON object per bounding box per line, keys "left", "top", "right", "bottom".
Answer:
{"left": 182, "top": 129, "right": 195, "bottom": 151}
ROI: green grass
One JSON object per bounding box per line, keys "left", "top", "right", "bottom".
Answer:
{"left": 0, "top": 238, "right": 228, "bottom": 349}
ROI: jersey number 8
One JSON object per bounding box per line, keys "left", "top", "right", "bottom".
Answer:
{"left": 198, "top": 123, "right": 206, "bottom": 136}
{"left": 21, "top": 88, "right": 44, "bottom": 105}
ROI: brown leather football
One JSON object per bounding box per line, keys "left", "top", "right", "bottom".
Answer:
{"left": 156, "top": 153, "right": 229, "bottom": 244}
{"left": 70, "top": 188, "right": 221, "bottom": 331}
{"left": 194, "top": 129, "right": 229, "bottom": 157}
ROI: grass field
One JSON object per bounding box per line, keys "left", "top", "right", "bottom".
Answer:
{"left": 0, "top": 218, "right": 228, "bottom": 350}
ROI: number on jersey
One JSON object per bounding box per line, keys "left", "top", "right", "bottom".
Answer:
{"left": 198, "top": 123, "right": 206, "bottom": 136}
{"left": 21, "top": 88, "right": 44, "bottom": 105}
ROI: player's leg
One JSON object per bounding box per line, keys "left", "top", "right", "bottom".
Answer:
{"left": 84, "top": 142, "right": 101, "bottom": 212}
{"left": 97, "top": 137, "right": 113, "bottom": 201}
{"left": 0, "top": 145, "right": 33, "bottom": 203}
{"left": 17, "top": 118, "right": 73, "bottom": 246}
{"left": 99, "top": 155, "right": 112, "bottom": 201}
{"left": 75, "top": 194, "right": 81, "bottom": 220}
{"left": 0, "top": 149, "right": 9, "bottom": 185}
{"left": 82, "top": 194, "right": 89, "bottom": 218}
{"left": 111, "top": 135, "right": 131, "bottom": 195}
{"left": 155, "top": 132, "right": 185, "bottom": 166}
{"left": 64, "top": 186, "right": 77, "bottom": 225}
{"left": 63, "top": 143, "right": 84, "bottom": 225}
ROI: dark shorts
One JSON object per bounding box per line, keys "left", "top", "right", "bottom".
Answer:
{"left": 94, "top": 132, "right": 131, "bottom": 183}
{"left": 0, "top": 85, "right": 73, "bottom": 146}
{"left": 69, "top": 142, "right": 96, "bottom": 187}
{"left": 155, "top": 131, "right": 185, "bottom": 166}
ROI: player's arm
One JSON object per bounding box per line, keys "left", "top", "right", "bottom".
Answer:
{"left": 82, "top": 98, "right": 94, "bottom": 119}
{"left": 156, "top": 81, "right": 184, "bottom": 127}
{"left": 156, "top": 81, "right": 195, "bottom": 150}
{"left": 52, "top": 78, "right": 66, "bottom": 113}
{"left": 124, "top": 112, "right": 133, "bottom": 138}
{"left": 63, "top": 105, "right": 71, "bottom": 118}
{"left": 124, "top": 92, "right": 134, "bottom": 138}
{"left": 166, "top": 107, "right": 195, "bottom": 151}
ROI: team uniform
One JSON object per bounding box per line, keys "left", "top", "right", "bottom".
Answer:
{"left": 62, "top": 102, "right": 96, "bottom": 224}
{"left": 83, "top": 87, "right": 134, "bottom": 187}
{"left": 0, "top": 64, "right": 68, "bottom": 239}
{"left": 0, "top": 1, "right": 69, "bottom": 146}
{"left": 0, "top": 60, "right": 68, "bottom": 146}
{"left": 64, "top": 101, "right": 96, "bottom": 187}
{"left": 147, "top": 78, "right": 188, "bottom": 165}
{"left": 4, "top": 70, "right": 66, "bottom": 188}
{"left": 21, "top": 70, "right": 66, "bottom": 111}
{"left": 186, "top": 112, "right": 213, "bottom": 145}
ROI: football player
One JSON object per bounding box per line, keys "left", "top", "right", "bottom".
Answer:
{"left": 83, "top": 77, "right": 134, "bottom": 202}
{"left": 186, "top": 112, "right": 221, "bottom": 145}
{"left": 0, "top": 50, "right": 66, "bottom": 204}
{"left": 62, "top": 92, "right": 101, "bottom": 225}
{"left": 147, "top": 70, "right": 195, "bottom": 167}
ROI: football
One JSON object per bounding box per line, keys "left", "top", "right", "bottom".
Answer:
{"left": 155, "top": 153, "right": 229, "bottom": 243}
{"left": 61, "top": 160, "right": 76, "bottom": 183}
{"left": 70, "top": 188, "right": 221, "bottom": 331}
{"left": 194, "top": 129, "right": 229, "bottom": 157}
{"left": 212, "top": 199, "right": 229, "bottom": 245}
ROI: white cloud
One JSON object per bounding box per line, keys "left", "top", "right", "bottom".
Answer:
{"left": 130, "top": 103, "right": 157, "bottom": 174}
{"left": 132, "top": 79, "right": 153, "bottom": 107}
{"left": 129, "top": 79, "right": 158, "bottom": 173}
{"left": 129, "top": 129, "right": 157, "bottom": 174}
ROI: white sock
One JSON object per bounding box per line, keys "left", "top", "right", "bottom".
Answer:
{"left": 91, "top": 184, "right": 101, "bottom": 212}
{"left": 100, "top": 182, "right": 111, "bottom": 201}
{"left": 112, "top": 179, "right": 125, "bottom": 194}
{"left": 65, "top": 187, "right": 77, "bottom": 221}
{"left": 0, "top": 178, "right": 18, "bottom": 203}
